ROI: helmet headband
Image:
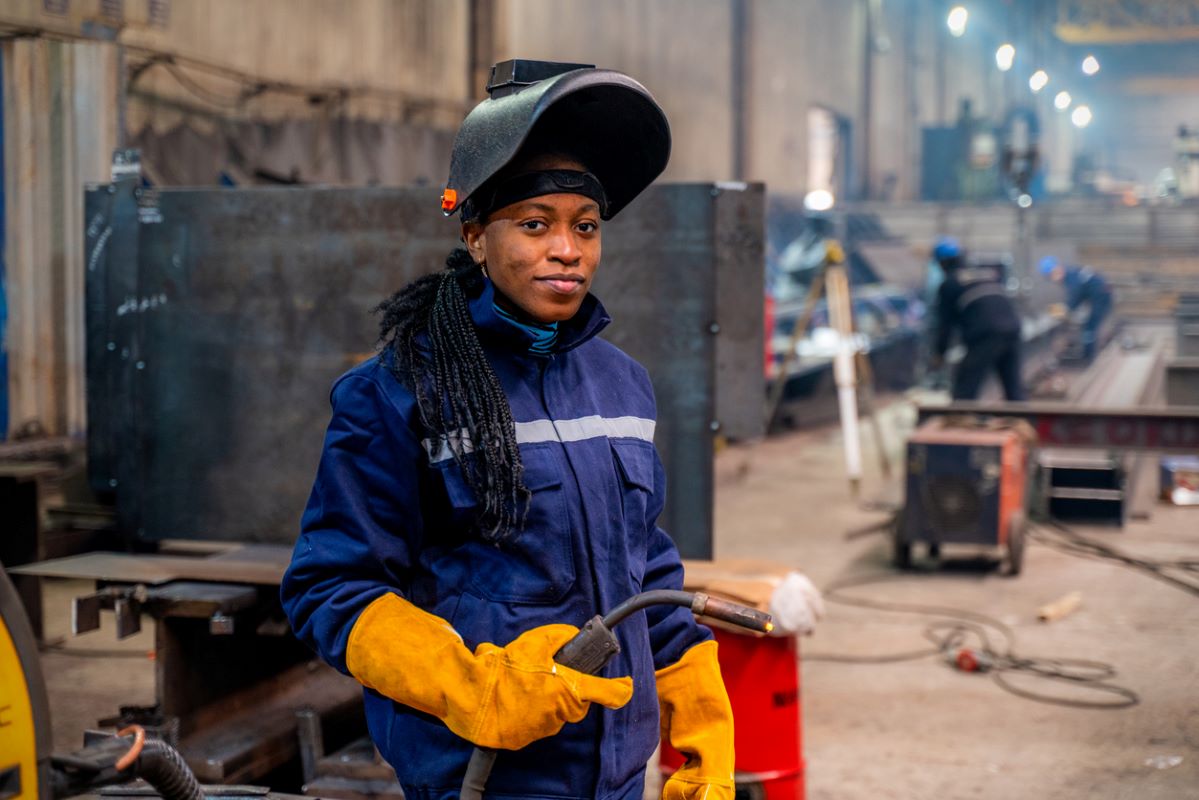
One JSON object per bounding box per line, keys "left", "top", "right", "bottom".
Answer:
{"left": 462, "top": 170, "right": 609, "bottom": 222}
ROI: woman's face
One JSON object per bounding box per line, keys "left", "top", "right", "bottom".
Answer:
{"left": 462, "top": 160, "right": 602, "bottom": 324}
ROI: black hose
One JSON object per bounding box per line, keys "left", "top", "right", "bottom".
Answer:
{"left": 134, "top": 740, "right": 205, "bottom": 800}
{"left": 602, "top": 589, "right": 696, "bottom": 628}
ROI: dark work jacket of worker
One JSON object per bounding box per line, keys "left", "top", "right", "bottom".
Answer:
{"left": 933, "top": 265, "right": 1021, "bottom": 357}
{"left": 1063, "top": 265, "right": 1111, "bottom": 313}
{"left": 280, "top": 276, "right": 711, "bottom": 800}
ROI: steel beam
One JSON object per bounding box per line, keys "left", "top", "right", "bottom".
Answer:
{"left": 917, "top": 403, "right": 1199, "bottom": 453}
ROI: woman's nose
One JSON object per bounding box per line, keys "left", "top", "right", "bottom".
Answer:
{"left": 546, "top": 227, "right": 583, "bottom": 265}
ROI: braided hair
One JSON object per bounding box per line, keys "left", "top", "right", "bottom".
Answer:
{"left": 375, "top": 248, "right": 529, "bottom": 541}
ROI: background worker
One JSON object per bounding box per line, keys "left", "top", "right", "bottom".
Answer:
{"left": 280, "top": 61, "right": 735, "bottom": 800}
{"left": 929, "top": 237, "right": 1026, "bottom": 401}
{"left": 1040, "top": 256, "right": 1113, "bottom": 361}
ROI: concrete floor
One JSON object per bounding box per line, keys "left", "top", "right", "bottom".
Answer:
{"left": 32, "top": 397, "right": 1199, "bottom": 798}
{"left": 714, "top": 401, "right": 1199, "bottom": 799}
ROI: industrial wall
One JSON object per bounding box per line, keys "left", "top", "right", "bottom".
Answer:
{"left": 489, "top": 0, "right": 739, "bottom": 183}
{"left": 1, "top": 39, "right": 121, "bottom": 437}
{"left": 0, "top": 0, "right": 1112, "bottom": 438}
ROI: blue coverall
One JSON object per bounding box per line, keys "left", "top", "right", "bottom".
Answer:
{"left": 1062, "top": 265, "right": 1112, "bottom": 360}
{"left": 281, "top": 276, "right": 710, "bottom": 800}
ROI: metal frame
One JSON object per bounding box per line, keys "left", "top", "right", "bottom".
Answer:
{"left": 917, "top": 402, "right": 1199, "bottom": 453}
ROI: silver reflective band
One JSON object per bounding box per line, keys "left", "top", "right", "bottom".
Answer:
{"left": 424, "top": 415, "right": 656, "bottom": 464}
{"left": 957, "top": 284, "right": 1006, "bottom": 311}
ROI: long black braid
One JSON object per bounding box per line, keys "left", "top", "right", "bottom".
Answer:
{"left": 375, "top": 248, "right": 529, "bottom": 541}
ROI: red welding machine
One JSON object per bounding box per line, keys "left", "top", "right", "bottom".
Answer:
{"left": 896, "top": 417, "right": 1032, "bottom": 574}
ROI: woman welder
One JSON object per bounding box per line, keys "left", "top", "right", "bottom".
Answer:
{"left": 281, "top": 61, "right": 734, "bottom": 800}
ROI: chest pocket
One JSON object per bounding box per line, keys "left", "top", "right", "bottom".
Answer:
{"left": 611, "top": 438, "right": 656, "bottom": 586}
{"left": 434, "top": 445, "right": 576, "bottom": 605}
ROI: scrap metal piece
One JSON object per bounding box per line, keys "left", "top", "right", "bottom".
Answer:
{"left": 73, "top": 592, "right": 104, "bottom": 635}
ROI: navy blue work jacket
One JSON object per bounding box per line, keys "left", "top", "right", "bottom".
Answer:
{"left": 933, "top": 264, "right": 1021, "bottom": 355}
{"left": 281, "top": 276, "right": 710, "bottom": 800}
{"left": 1063, "top": 265, "right": 1110, "bottom": 312}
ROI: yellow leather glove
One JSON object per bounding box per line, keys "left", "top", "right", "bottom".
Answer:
{"left": 657, "top": 640, "right": 735, "bottom": 800}
{"left": 346, "top": 593, "right": 633, "bottom": 750}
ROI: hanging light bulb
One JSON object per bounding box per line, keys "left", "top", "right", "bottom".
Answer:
{"left": 1072, "top": 105, "right": 1093, "bottom": 128}
{"left": 947, "top": 6, "right": 968, "bottom": 37}
{"left": 995, "top": 43, "right": 1015, "bottom": 71}
{"left": 1029, "top": 70, "right": 1049, "bottom": 93}
{"left": 1054, "top": 91, "right": 1072, "bottom": 110}
{"left": 1082, "top": 55, "right": 1100, "bottom": 76}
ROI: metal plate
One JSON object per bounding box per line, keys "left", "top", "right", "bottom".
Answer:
{"left": 10, "top": 549, "right": 289, "bottom": 586}
{"left": 84, "top": 182, "right": 765, "bottom": 557}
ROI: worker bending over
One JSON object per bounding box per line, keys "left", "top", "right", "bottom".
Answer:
{"left": 1040, "top": 256, "right": 1113, "bottom": 361}
{"left": 281, "top": 60, "right": 734, "bottom": 800}
{"left": 929, "top": 238, "right": 1026, "bottom": 401}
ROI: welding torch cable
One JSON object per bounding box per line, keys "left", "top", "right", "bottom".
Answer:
{"left": 804, "top": 573, "right": 1139, "bottom": 709}
{"left": 1029, "top": 522, "right": 1199, "bottom": 598}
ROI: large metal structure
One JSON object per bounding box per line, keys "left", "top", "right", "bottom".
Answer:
{"left": 84, "top": 178, "right": 764, "bottom": 559}
{"left": 917, "top": 402, "right": 1199, "bottom": 453}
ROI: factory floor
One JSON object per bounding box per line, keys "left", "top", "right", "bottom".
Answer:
{"left": 714, "top": 399, "right": 1199, "bottom": 800}
{"left": 35, "top": 396, "right": 1199, "bottom": 799}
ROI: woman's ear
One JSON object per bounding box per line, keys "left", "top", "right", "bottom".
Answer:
{"left": 462, "top": 222, "right": 486, "bottom": 266}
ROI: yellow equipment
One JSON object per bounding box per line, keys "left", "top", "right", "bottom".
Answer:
{"left": 0, "top": 562, "right": 53, "bottom": 800}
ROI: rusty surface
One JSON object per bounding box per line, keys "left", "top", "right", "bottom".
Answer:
{"left": 918, "top": 402, "right": 1199, "bottom": 453}
{"left": 178, "top": 661, "right": 362, "bottom": 784}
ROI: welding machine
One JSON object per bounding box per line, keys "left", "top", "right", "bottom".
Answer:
{"left": 896, "top": 418, "right": 1032, "bottom": 574}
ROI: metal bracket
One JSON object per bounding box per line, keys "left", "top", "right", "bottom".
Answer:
{"left": 73, "top": 585, "right": 146, "bottom": 639}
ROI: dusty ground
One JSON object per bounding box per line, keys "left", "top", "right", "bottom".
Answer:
{"left": 714, "top": 400, "right": 1199, "bottom": 799}
{"left": 31, "top": 396, "right": 1199, "bottom": 799}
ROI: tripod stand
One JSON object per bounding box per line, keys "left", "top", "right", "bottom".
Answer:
{"left": 765, "top": 240, "right": 891, "bottom": 496}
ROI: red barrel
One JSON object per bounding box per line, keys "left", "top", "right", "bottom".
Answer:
{"left": 661, "top": 629, "right": 805, "bottom": 799}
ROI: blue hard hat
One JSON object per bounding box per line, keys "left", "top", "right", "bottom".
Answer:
{"left": 1039, "top": 255, "right": 1061, "bottom": 276}
{"left": 932, "top": 237, "right": 961, "bottom": 262}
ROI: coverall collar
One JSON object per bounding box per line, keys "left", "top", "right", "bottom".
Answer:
{"left": 468, "top": 276, "right": 611, "bottom": 356}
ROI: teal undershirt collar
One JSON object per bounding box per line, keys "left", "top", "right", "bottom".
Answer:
{"left": 493, "top": 302, "right": 559, "bottom": 355}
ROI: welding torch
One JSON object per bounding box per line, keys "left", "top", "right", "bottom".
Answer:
{"left": 459, "top": 589, "right": 774, "bottom": 799}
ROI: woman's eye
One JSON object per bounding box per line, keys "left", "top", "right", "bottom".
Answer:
{"left": 520, "top": 220, "right": 547, "bottom": 231}
{"left": 576, "top": 221, "right": 598, "bottom": 233}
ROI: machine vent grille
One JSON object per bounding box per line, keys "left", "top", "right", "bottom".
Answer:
{"left": 924, "top": 476, "right": 982, "bottom": 533}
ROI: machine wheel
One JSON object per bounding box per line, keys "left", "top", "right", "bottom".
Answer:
{"left": 1003, "top": 512, "right": 1027, "bottom": 576}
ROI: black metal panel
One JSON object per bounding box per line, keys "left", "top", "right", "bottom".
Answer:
{"left": 83, "top": 183, "right": 764, "bottom": 556}
{"left": 595, "top": 185, "right": 717, "bottom": 558}
{"left": 712, "top": 183, "right": 766, "bottom": 443}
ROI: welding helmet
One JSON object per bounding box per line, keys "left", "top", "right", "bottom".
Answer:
{"left": 441, "top": 59, "right": 671, "bottom": 221}
{"left": 1039, "top": 255, "right": 1061, "bottom": 276}
{"left": 932, "top": 237, "right": 962, "bottom": 264}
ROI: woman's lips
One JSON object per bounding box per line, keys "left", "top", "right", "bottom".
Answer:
{"left": 537, "top": 277, "right": 584, "bottom": 295}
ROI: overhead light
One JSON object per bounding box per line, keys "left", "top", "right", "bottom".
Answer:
{"left": 1082, "top": 55, "right": 1100, "bottom": 75}
{"left": 804, "top": 189, "right": 835, "bottom": 212}
{"left": 1072, "top": 105, "right": 1093, "bottom": 128}
{"left": 947, "top": 6, "right": 968, "bottom": 37}
{"left": 1017, "top": 194, "right": 1033, "bottom": 209}
{"left": 1029, "top": 70, "right": 1049, "bottom": 93}
{"left": 1054, "top": 91, "right": 1072, "bottom": 110}
{"left": 995, "top": 43, "right": 1015, "bottom": 71}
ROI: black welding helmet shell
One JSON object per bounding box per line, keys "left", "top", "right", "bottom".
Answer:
{"left": 442, "top": 60, "right": 671, "bottom": 221}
